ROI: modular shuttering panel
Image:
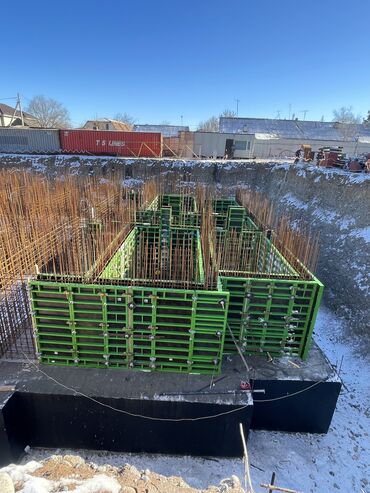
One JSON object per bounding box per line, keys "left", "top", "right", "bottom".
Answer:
{"left": 211, "top": 198, "right": 323, "bottom": 358}
{"left": 30, "top": 209, "right": 229, "bottom": 374}
{"left": 220, "top": 275, "right": 323, "bottom": 358}
{"left": 30, "top": 281, "right": 228, "bottom": 374}
{"left": 135, "top": 195, "right": 200, "bottom": 227}
{"left": 217, "top": 216, "right": 323, "bottom": 358}
{"left": 0, "top": 128, "right": 61, "bottom": 153}
{"left": 29, "top": 194, "right": 323, "bottom": 373}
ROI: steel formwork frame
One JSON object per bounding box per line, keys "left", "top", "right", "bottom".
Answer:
{"left": 100, "top": 224, "right": 204, "bottom": 288}
{"left": 136, "top": 195, "right": 200, "bottom": 227}
{"left": 29, "top": 193, "right": 324, "bottom": 373}
{"left": 212, "top": 200, "right": 323, "bottom": 358}
{"left": 29, "top": 280, "right": 229, "bottom": 374}
{"left": 220, "top": 275, "right": 323, "bottom": 357}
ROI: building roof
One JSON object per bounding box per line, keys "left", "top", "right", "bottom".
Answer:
{"left": 134, "top": 125, "right": 190, "bottom": 137}
{"left": 0, "top": 103, "right": 37, "bottom": 125}
{"left": 83, "top": 119, "right": 132, "bottom": 131}
{"left": 219, "top": 117, "right": 370, "bottom": 142}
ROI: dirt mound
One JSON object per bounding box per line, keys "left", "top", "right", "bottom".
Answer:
{"left": 0, "top": 455, "right": 245, "bottom": 492}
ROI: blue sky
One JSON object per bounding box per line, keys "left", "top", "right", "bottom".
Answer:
{"left": 2, "top": 0, "right": 369, "bottom": 128}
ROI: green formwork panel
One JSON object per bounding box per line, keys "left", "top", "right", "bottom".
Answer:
{"left": 135, "top": 210, "right": 200, "bottom": 228}
{"left": 100, "top": 225, "right": 203, "bottom": 286}
{"left": 212, "top": 200, "right": 259, "bottom": 231}
{"left": 220, "top": 276, "right": 323, "bottom": 359}
{"left": 136, "top": 195, "right": 200, "bottom": 227}
{"left": 29, "top": 280, "right": 229, "bottom": 375}
{"left": 212, "top": 198, "right": 238, "bottom": 213}
{"left": 28, "top": 194, "right": 324, "bottom": 371}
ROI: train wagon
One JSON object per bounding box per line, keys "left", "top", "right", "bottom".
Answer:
{"left": 59, "top": 129, "right": 162, "bottom": 157}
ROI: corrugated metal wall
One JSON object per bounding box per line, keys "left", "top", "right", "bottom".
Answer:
{"left": 0, "top": 128, "right": 61, "bottom": 153}
{"left": 59, "top": 130, "right": 162, "bottom": 157}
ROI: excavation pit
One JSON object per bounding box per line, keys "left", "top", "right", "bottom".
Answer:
{"left": 0, "top": 184, "right": 338, "bottom": 465}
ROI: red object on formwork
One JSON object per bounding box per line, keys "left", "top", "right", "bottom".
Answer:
{"left": 59, "top": 130, "right": 162, "bottom": 157}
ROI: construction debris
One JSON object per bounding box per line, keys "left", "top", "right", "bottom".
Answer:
{"left": 0, "top": 455, "right": 245, "bottom": 493}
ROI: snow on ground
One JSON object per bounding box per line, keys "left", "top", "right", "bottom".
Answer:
{"left": 248, "top": 307, "right": 370, "bottom": 492}
{"left": 19, "top": 306, "right": 370, "bottom": 492}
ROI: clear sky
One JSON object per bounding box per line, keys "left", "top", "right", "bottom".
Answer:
{"left": 1, "top": 0, "right": 369, "bottom": 128}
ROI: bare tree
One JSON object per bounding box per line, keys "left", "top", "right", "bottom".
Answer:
{"left": 363, "top": 110, "right": 370, "bottom": 127}
{"left": 26, "top": 95, "right": 71, "bottom": 128}
{"left": 198, "top": 108, "right": 237, "bottom": 132}
{"left": 113, "top": 112, "right": 136, "bottom": 127}
{"left": 332, "top": 106, "right": 362, "bottom": 141}
{"left": 197, "top": 116, "right": 219, "bottom": 132}
{"left": 220, "top": 109, "right": 237, "bottom": 118}
{"left": 332, "top": 106, "right": 361, "bottom": 124}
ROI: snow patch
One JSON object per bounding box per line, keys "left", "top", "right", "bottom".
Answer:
{"left": 271, "top": 163, "right": 291, "bottom": 171}
{"left": 349, "top": 226, "right": 370, "bottom": 243}
{"left": 122, "top": 178, "right": 144, "bottom": 187}
{"left": 19, "top": 476, "right": 51, "bottom": 493}
{"left": 1, "top": 461, "right": 42, "bottom": 484}
{"left": 72, "top": 475, "right": 121, "bottom": 493}
{"left": 281, "top": 193, "right": 309, "bottom": 211}
{"left": 312, "top": 207, "right": 337, "bottom": 222}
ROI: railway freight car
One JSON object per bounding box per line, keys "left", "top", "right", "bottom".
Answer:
{"left": 59, "top": 129, "right": 162, "bottom": 157}
{"left": 0, "top": 128, "right": 61, "bottom": 154}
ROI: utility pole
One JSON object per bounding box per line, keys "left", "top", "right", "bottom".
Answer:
{"left": 276, "top": 110, "right": 281, "bottom": 119}
{"left": 288, "top": 103, "right": 292, "bottom": 120}
{"left": 235, "top": 99, "right": 240, "bottom": 116}
{"left": 300, "top": 110, "right": 309, "bottom": 121}
{"left": 18, "top": 93, "right": 24, "bottom": 126}
{"left": 9, "top": 93, "right": 25, "bottom": 127}
{"left": 180, "top": 115, "right": 183, "bottom": 126}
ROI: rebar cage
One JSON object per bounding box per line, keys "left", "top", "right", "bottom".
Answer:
{"left": 29, "top": 193, "right": 323, "bottom": 374}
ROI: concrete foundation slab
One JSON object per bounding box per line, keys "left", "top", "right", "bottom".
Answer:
{"left": 0, "top": 341, "right": 340, "bottom": 465}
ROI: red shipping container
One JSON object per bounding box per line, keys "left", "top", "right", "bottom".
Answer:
{"left": 59, "top": 130, "right": 162, "bottom": 157}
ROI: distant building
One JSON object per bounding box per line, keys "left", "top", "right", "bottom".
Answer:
{"left": 0, "top": 103, "right": 38, "bottom": 127}
{"left": 82, "top": 119, "right": 132, "bottom": 131}
{"left": 134, "top": 124, "right": 189, "bottom": 137}
{"left": 219, "top": 117, "right": 370, "bottom": 158}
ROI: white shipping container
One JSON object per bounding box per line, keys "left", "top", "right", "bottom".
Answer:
{"left": 0, "top": 128, "right": 61, "bottom": 153}
{"left": 193, "top": 132, "right": 254, "bottom": 159}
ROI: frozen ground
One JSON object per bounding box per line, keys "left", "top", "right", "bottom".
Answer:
{"left": 19, "top": 306, "right": 370, "bottom": 492}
